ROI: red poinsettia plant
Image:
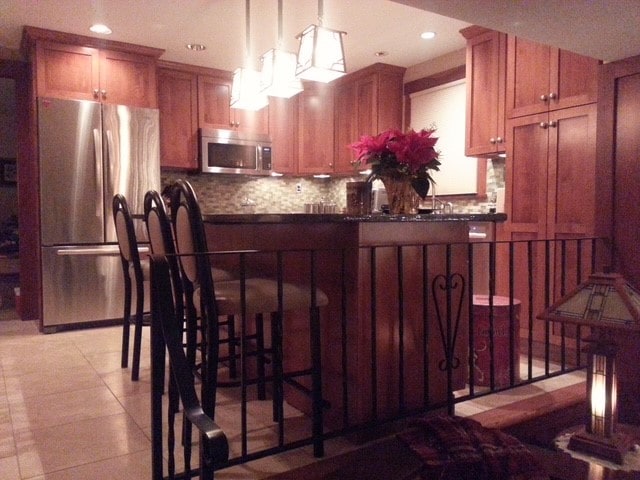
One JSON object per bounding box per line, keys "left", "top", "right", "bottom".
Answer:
{"left": 350, "top": 128, "right": 441, "bottom": 199}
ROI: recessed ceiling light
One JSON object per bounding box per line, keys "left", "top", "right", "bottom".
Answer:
{"left": 374, "top": 51, "right": 388, "bottom": 57}
{"left": 420, "top": 31, "right": 436, "bottom": 40}
{"left": 186, "top": 43, "right": 206, "bottom": 51}
{"left": 89, "top": 24, "right": 112, "bottom": 35}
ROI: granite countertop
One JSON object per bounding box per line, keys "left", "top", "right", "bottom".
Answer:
{"left": 202, "top": 212, "right": 507, "bottom": 224}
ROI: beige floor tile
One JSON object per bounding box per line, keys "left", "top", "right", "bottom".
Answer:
{"left": 4, "top": 363, "right": 104, "bottom": 400}
{"left": 0, "top": 342, "right": 86, "bottom": 377}
{"left": 15, "top": 412, "right": 149, "bottom": 478}
{"left": 0, "top": 455, "right": 21, "bottom": 480}
{"left": 99, "top": 367, "right": 152, "bottom": 399}
{"left": 10, "top": 386, "right": 125, "bottom": 433}
{"left": 24, "top": 450, "right": 153, "bottom": 480}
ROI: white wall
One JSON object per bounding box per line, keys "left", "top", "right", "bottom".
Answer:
{"left": 409, "top": 79, "right": 477, "bottom": 195}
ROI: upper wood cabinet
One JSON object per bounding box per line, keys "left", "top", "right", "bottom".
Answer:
{"left": 461, "top": 26, "right": 507, "bottom": 157}
{"left": 506, "top": 36, "right": 599, "bottom": 119}
{"left": 297, "top": 83, "right": 335, "bottom": 175}
{"left": 269, "top": 96, "right": 299, "bottom": 174}
{"left": 157, "top": 66, "right": 199, "bottom": 170}
{"left": 23, "top": 27, "right": 162, "bottom": 108}
{"left": 197, "top": 74, "right": 268, "bottom": 135}
{"left": 333, "top": 63, "right": 405, "bottom": 174}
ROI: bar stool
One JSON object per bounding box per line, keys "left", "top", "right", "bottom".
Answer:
{"left": 143, "top": 190, "right": 239, "bottom": 380}
{"left": 112, "top": 193, "right": 149, "bottom": 381}
{"left": 170, "top": 179, "right": 327, "bottom": 456}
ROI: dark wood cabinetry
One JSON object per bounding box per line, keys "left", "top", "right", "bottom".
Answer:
{"left": 197, "top": 74, "right": 268, "bottom": 135}
{"left": 24, "top": 27, "right": 162, "bottom": 108}
{"left": 504, "top": 104, "right": 598, "bottom": 241}
{"left": 333, "top": 63, "right": 405, "bottom": 173}
{"left": 297, "top": 83, "right": 335, "bottom": 175}
{"left": 269, "top": 96, "right": 298, "bottom": 174}
{"left": 506, "top": 36, "right": 599, "bottom": 119}
{"left": 461, "top": 26, "right": 507, "bottom": 157}
{"left": 157, "top": 66, "right": 198, "bottom": 170}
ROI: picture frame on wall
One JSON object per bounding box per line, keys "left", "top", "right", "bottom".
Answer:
{"left": 0, "top": 158, "right": 17, "bottom": 185}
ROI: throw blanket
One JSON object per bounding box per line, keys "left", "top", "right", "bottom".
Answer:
{"left": 398, "top": 414, "right": 549, "bottom": 480}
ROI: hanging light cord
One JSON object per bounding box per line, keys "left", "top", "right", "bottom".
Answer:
{"left": 277, "top": 0, "right": 283, "bottom": 48}
{"left": 244, "top": 0, "right": 251, "bottom": 61}
{"left": 318, "top": 0, "right": 324, "bottom": 26}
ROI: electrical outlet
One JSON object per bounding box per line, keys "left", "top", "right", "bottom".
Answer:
{"left": 295, "top": 183, "right": 302, "bottom": 193}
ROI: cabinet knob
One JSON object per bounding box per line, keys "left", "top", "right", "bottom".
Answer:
{"left": 496, "top": 137, "right": 503, "bottom": 143}
{"left": 489, "top": 137, "right": 496, "bottom": 144}
{"left": 539, "top": 122, "right": 548, "bottom": 129}
{"left": 540, "top": 94, "right": 548, "bottom": 101}
{"left": 548, "top": 120, "right": 557, "bottom": 128}
{"left": 93, "top": 89, "right": 99, "bottom": 98}
{"left": 101, "top": 89, "right": 107, "bottom": 99}
{"left": 549, "top": 92, "right": 557, "bottom": 100}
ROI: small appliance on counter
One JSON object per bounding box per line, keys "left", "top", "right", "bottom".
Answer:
{"left": 371, "top": 186, "right": 388, "bottom": 213}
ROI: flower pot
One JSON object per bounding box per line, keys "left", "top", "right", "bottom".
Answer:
{"left": 380, "top": 175, "right": 420, "bottom": 214}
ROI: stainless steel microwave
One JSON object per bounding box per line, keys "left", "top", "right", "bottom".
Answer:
{"left": 199, "top": 128, "right": 272, "bottom": 175}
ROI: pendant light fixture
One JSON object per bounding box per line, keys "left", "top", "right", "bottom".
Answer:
{"left": 295, "top": 0, "right": 347, "bottom": 83}
{"left": 260, "top": 0, "right": 303, "bottom": 98}
{"left": 230, "top": 0, "right": 268, "bottom": 111}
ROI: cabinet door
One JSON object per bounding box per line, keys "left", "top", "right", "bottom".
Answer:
{"left": 506, "top": 36, "right": 552, "bottom": 118}
{"left": 504, "top": 112, "right": 549, "bottom": 238}
{"left": 465, "top": 30, "right": 507, "bottom": 156}
{"left": 269, "top": 96, "right": 298, "bottom": 174}
{"left": 158, "top": 68, "right": 198, "bottom": 170}
{"left": 546, "top": 104, "right": 597, "bottom": 239}
{"left": 551, "top": 49, "right": 599, "bottom": 112}
{"left": 233, "top": 106, "right": 269, "bottom": 136}
{"left": 99, "top": 49, "right": 157, "bottom": 108}
{"left": 334, "top": 81, "right": 359, "bottom": 173}
{"left": 298, "top": 84, "right": 334, "bottom": 174}
{"left": 35, "top": 41, "right": 99, "bottom": 101}
{"left": 198, "top": 75, "right": 233, "bottom": 129}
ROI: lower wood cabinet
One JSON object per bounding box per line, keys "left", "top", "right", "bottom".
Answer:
{"left": 498, "top": 103, "right": 598, "bottom": 345}
{"left": 503, "top": 103, "right": 597, "bottom": 241}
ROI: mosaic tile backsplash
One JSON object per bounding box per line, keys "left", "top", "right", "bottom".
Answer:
{"left": 162, "top": 158, "right": 505, "bottom": 215}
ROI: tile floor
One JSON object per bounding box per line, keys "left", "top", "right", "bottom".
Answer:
{"left": 0, "top": 311, "right": 586, "bottom": 479}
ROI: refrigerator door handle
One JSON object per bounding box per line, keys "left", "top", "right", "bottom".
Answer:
{"left": 93, "top": 128, "right": 103, "bottom": 218}
{"left": 105, "top": 129, "right": 116, "bottom": 196}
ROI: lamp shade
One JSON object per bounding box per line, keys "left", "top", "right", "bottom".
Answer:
{"left": 295, "top": 24, "right": 346, "bottom": 83}
{"left": 260, "top": 49, "right": 303, "bottom": 98}
{"left": 230, "top": 67, "right": 269, "bottom": 111}
{"left": 537, "top": 272, "right": 640, "bottom": 331}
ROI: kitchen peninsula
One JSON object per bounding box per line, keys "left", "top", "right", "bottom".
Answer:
{"left": 204, "top": 212, "right": 505, "bottom": 426}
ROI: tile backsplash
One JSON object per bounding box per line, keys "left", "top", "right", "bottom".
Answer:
{"left": 162, "top": 158, "right": 505, "bottom": 215}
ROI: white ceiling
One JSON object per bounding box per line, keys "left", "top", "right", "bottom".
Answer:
{"left": 2, "top": 0, "right": 639, "bottom": 76}
{"left": 393, "top": 0, "right": 640, "bottom": 63}
{"left": 1, "top": 0, "right": 471, "bottom": 73}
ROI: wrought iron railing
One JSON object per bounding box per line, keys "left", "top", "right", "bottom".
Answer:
{"left": 150, "top": 236, "right": 609, "bottom": 479}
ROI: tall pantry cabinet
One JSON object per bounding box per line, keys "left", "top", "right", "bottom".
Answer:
{"left": 503, "top": 36, "right": 601, "bottom": 243}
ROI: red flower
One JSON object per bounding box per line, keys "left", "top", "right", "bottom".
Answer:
{"left": 349, "top": 128, "right": 441, "bottom": 199}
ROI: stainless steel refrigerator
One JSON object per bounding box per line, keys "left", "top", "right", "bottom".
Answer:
{"left": 38, "top": 97, "right": 160, "bottom": 330}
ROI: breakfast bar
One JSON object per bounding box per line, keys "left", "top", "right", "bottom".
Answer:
{"left": 203, "top": 213, "right": 506, "bottom": 426}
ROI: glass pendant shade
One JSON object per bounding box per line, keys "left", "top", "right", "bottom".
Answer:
{"left": 295, "top": 24, "right": 346, "bottom": 83}
{"left": 260, "top": 49, "right": 303, "bottom": 98}
{"left": 230, "top": 67, "right": 269, "bottom": 111}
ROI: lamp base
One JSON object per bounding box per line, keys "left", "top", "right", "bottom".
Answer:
{"left": 567, "top": 426, "right": 634, "bottom": 464}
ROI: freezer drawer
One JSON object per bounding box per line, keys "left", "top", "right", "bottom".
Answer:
{"left": 41, "top": 245, "right": 147, "bottom": 328}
